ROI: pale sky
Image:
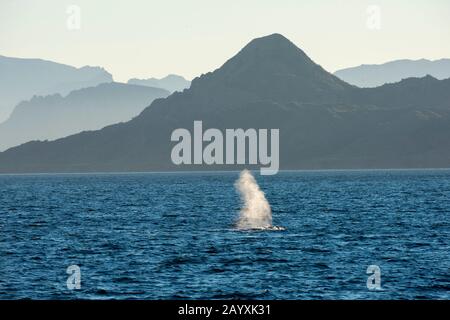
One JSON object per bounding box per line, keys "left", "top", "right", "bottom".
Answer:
{"left": 1, "top": 0, "right": 449, "bottom": 82}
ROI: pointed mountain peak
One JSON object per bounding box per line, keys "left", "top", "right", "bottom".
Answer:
{"left": 231, "top": 33, "right": 311, "bottom": 64}
{"left": 245, "top": 33, "right": 295, "bottom": 48}
{"left": 189, "top": 34, "right": 350, "bottom": 103}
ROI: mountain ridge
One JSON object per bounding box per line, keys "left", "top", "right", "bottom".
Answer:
{"left": 0, "top": 54, "right": 113, "bottom": 122}
{"left": 1, "top": 34, "right": 449, "bottom": 173}
{"left": 334, "top": 58, "right": 450, "bottom": 88}
{"left": 127, "top": 74, "right": 190, "bottom": 93}
{"left": 0, "top": 82, "right": 169, "bottom": 152}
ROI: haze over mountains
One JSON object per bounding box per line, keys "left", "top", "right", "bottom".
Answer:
{"left": 0, "top": 55, "right": 113, "bottom": 122}
{"left": 127, "top": 74, "right": 191, "bottom": 93}
{"left": 0, "top": 83, "right": 169, "bottom": 151}
{"left": 0, "top": 54, "right": 183, "bottom": 151}
{"left": 334, "top": 59, "right": 450, "bottom": 87}
{"left": 1, "top": 34, "right": 449, "bottom": 173}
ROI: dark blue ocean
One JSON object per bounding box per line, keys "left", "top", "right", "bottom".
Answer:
{"left": 1, "top": 170, "right": 449, "bottom": 299}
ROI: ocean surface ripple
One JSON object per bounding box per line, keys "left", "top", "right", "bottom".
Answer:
{"left": 0, "top": 170, "right": 449, "bottom": 299}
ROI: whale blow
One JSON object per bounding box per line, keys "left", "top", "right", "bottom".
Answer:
{"left": 235, "top": 169, "right": 273, "bottom": 229}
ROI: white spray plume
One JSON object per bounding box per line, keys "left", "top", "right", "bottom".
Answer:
{"left": 235, "top": 169, "right": 272, "bottom": 229}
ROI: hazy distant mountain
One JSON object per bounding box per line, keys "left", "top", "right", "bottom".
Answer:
{"left": 334, "top": 59, "right": 450, "bottom": 87}
{"left": 0, "top": 82, "right": 169, "bottom": 151}
{"left": 1, "top": 34, "right": 450, "bottom": 173}
{"left": 127, "top": 74, "right": 190, "bottom": 93}
{"left": 0, "top": 55, "right": 113, "bottom": 122}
